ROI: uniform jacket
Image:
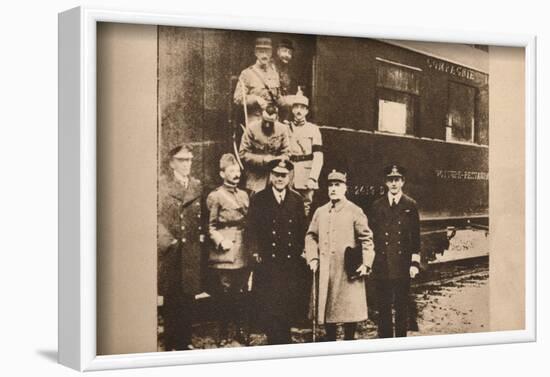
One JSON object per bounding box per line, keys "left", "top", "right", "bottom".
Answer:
{"left": 239, "top": 118, "right": 290, "bottom": 192}
{"left": 206, "top": 184, "right": 250, "bottom": 269}
{"left": 247, "top": 187, "right": 308, "bottom": 321}
{"left": 305, "top": 199, "right": 375, "bottom": 324}
{"left": 369, "top": 194, "right": 421, "bottom": 280}
{"left": 288, "top": 121, "right": 323, "bottom": 190}
{"left": 233, "top": 63, "right": 284, "bottom": 118}
{"left": 158, "top": 174, "right": 205, "bottom": 296}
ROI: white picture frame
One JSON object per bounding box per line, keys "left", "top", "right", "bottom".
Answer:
{"left": 58, "top": 6, "right": 537, "bottom": 371}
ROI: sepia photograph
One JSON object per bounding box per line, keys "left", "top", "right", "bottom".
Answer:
{"left": 154, "top": 26, "right": 497, "bottom": 351}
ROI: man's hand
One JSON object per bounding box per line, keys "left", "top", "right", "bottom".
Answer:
{"left": 409, "top": 266, "right": 419, "bottom": 279}
{"left": 256, "top": 96, "right": 268, "bottom": 110}
{"left": 308, "top": 259, "right": 319, "bottom": 273}
{"left": 220, "top": 239, "right": 233, "bottom": 252}
{"left": 356, "top": 264, "right": 371, "bottom": 277}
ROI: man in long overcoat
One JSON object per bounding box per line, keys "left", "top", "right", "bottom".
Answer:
{"left": 158, "top": 144, "right": 205, "bottom": 351}
{"left": 369, "top": 164, "right": 421, "bottom": 338}
{"left": 246, "top": 158, "right": 308, "bottom": 345}
{"left": 305, "top": 170, "right": 375, "bottom": 341}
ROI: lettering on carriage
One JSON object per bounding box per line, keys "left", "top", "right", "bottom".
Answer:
{"left": 426, "top": 58, "right": 480, "bottom": 82}
{"left": 435, "top": 170, "right": 489, "bottom": 180}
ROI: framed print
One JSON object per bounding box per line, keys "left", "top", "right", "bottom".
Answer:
{"left": 58, "top": 6, "right": 536, "bottom": 371}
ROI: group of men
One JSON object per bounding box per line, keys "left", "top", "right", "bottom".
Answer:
{"left": 157, "top": 36, "right": 421, "bottom": 351}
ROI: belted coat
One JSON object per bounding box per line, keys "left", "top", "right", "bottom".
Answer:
{"left": 157, "top": 174, "right": 205, "bottom": 296}
{"left": 369, "top": 194, "right": 421, "bottom": 280}
{"left": 246, "top": 187, "right": 308, "bottom": 322}
{"left": 305, "top": 199, "right": 375, "bottom": 324}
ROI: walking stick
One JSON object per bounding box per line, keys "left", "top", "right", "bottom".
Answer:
{"left": 312, "top": 268, "right": 318, "bottom": 342}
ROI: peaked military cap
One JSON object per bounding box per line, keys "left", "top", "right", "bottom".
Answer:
{"left": 384, "top": 164, "right": 406, "bottom": 178}
{"left": 255, "top": 37, "right": 272, "bottom": 49}
{"left": 169, "top": 144, "right": 193, "bottom": 159}
{"left": 269, "top": 158, "right": 294, "bottom": 174}
{"left": 278, "top": 38, "right": 294, "bottom": 50}
{"left": 327, "top": 169, "right": 347, "bottom": 183}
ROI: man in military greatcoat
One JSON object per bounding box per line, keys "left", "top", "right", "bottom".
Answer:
{"left": 239, "top": 109, "right": 290, "bottom": 193}
{"left": 246, "top": 159, "right": 308, "bottom": 345}
{"left": 305, "top": 169, "right": 375, "bottom": 341}
{"left": 157, "top": 144, "right": 205, "bottom": 351}
{"left": 287, "top": 88, "right": 323, "bottom": 217}
{"left": 369, "top": 165, "right": 421, "bottom": 338}
{"left": 233, "top": 37, "right": 287, "bottom": 125}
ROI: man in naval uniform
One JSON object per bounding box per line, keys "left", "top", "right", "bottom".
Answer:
{"left": 157, "top": 144, "right": 205, "bottom": 350}
{"left": 233, "top": 37, "right": 287, "bottom": 126}
{"left": 287, "top": 88, "right": 323, "bottom": 217}
{"left": 246, "top": 159, "right": 308, "bottom": 345}
{"left": 369, "top": 165, "right": 421, "bottom": 338}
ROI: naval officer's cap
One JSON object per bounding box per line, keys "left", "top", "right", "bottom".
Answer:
{"left": 269, "top": 158, "right": 294, "bottom": 174}
{"left": 384, "top": 164, "right": 406, "bottom": 178}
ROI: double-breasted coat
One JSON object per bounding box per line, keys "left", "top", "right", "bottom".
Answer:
{"left": 158, "top": 174, "right": 205, "bottom": 297}
{"left": 369, "top": 194, "right": 421, "bottom": 280}
{"left": 305, "top": 199, "right": 375, "bottom": 324}
{"left": 246, "top": 187, "right": 308, "bottom": 322}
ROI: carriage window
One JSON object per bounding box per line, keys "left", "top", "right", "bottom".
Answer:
{"left": 447, "top": 82, "right": 476, "bottom": 143}
{"left": 376, "top": 60, "right": 419, "bottom": 136}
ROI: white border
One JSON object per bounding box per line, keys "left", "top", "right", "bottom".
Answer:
{"left": 58, "top": 6, "right": 536, "bottom": 371}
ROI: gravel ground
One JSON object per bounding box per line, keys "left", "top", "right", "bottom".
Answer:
{"left": 159, "top": 265, "right": 489, "bottom": 350}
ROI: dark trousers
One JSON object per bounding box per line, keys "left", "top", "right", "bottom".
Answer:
{"left": 325, "top": 323, "right": 358, "bottom": 341}
{"left": 265, "top": 317, "right": 291, "bottom": 345}
{"left": 209, "top": 268, "right": 248, "bottom": 340}
{"left": 376, "top": 278, "right": 410, "bottom": 338}
{"left": 163, "top": 291, "right": 194, "bottom": 350}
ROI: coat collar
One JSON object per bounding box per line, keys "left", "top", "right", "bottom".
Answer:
{"left": 165, "top": 174, "right": 201, "bottom": 204}
{"left": 329, "top": 198, "right": 348, "bottom": 213}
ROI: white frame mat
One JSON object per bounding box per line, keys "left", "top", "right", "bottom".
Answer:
{"left": 58, "top": 6, "right": 536, "bottom": 371}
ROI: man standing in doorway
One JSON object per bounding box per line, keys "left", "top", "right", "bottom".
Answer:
{"left": 370, "top": 165, "right": 421, "bottom": 338}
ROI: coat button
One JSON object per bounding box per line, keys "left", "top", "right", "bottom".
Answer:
{"left": 398, "top": 250, "right": 402, "bottom": 254}
{"left": 385, "top": 241, "right": 389, "bottom": 245}
{"left": 288, "top": 243, "right": 292, "bottom": 247}
{"left": 181, "top": 238, "right": 186, "bottom": 243}
{"left": 180, "top": 214, "right": 184, "bottom": 219}
{"left": 272, "top": 254, "right": 276, "bottom": 258}
{"left": 181, "top": 226, "right": 185, "bottom": 230}
{"left": 197, "top": 214, "right": 201, "bottom": 219}
{"left": 398, "top": 241, "right": 401, "bottom": 244}
{"left": 272, "top": 230, "right": 276, "bottom": 235}
{"left": 398, "top": 231, "right": 401, "bottom": 234}
{"left": 398, "top": 221, "right": 401, "bottom": 225}
{"left": 288, "top": 231, "right": 292, "bottom": 235}
{"left": 385, "top": 232, "right": 389, "bottom": 236}
{"left": 272, "top": 242, "right": 276, "bottom": 247}
{"left": 198, "top": 226, "right": 202, "bottom": 230}
{"left": 287, "top": 255, "right": 291, "bottom": 259}
{"left": 289, "top": 219, "right": 293, "bottom": 223}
